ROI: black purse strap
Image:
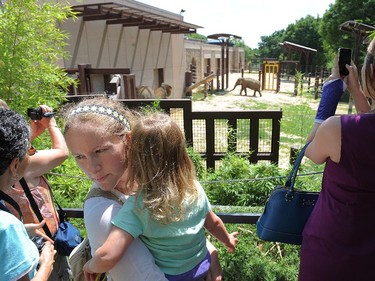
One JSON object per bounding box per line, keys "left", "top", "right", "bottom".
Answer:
{"left": 19, "top": 177, "right": 54, "bottom": 239}
{"left": 285, "top": 142, "right": 310, "bottom": 192}
{"left": 0, "top": 190, "right": 23, "bottom": 222}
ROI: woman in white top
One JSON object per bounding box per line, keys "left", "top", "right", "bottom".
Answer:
{"left": 63, "top": 97, "right": 223, "bottom": 281}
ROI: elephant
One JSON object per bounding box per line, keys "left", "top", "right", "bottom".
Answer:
{"left": 136, "top": 83, "right": 172, "bottom": 99}
{"left": 154, "top": 83, "right": 172, "bottom": 99}
{"left": 232, "top": 77, "right": 262, "bottom": 97}
{"left": 136, "top": 85, "right": 153, "bottom": 99}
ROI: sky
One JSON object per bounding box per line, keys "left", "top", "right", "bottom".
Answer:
{"left": 137, "top": 0, "right": 335, "bottom": 48}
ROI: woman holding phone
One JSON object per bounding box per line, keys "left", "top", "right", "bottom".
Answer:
{"left": 300, "top": 39, "right": 374, "bottom": 280}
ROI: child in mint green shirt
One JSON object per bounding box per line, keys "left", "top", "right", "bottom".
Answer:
{"left": 84, "top": 112, "right": 238, "bottom": 281}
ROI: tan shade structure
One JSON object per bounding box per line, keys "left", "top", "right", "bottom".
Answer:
{"left": 279, "top": 41, "right": 317, "bottom": 73}
{"left": 71, "top": 2, "right": 202, "bottom": 34}
{"left": 339, "top": 20, "right": 375, "bottom": 65}
{"left": 207, "top": 33, "right": 242, "bottom": 90}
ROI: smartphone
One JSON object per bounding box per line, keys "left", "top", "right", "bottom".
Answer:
{"left": 338, "top": 48, "right": 352, "bottom": 76}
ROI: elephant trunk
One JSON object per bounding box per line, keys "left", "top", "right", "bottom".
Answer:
{"left": 232, "top": 82, "right": 239, "bottom": 91}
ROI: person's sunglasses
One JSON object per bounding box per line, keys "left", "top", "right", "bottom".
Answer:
{"left": 28, "top": 145, "right": 37, "bottom": 156}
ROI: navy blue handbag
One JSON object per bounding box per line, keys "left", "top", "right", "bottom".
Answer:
{"left": 256, "top": 143, "right": 319, "bottom": 245}
{"left": 54, "top": 202, "right": 83, "bottom": 256}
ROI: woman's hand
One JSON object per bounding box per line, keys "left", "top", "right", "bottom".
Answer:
{"left": 345, "top": 61, "right": 361, "bottom": 94}
{"left": 36, "top": 241, "right": 56, "bottom": 279}
{"left": 24, "top": 220, "right": 54, "bottom": 243}
{"left": 39, "top": 241, "right": 56, "bottom": 264}
{"left": 327, "top": 55, "right": 342, "bottom": 81}
{"left": 345, "top": 60, "right": 371, "bottom": 113}
{"left": 83, "top": 260, "right": 98, "bottom": 281}
{"left": 30, "top": 105, "right": 56, "bottom": 141}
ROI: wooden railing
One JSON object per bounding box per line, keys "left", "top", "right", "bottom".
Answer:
{"left": 65, "top": 208, "right": 261, "bottom": 224}
{"left": 66, "top": 97, "right": 283, "bottom": 170}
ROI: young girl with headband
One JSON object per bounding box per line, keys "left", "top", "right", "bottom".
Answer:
{"left": 82, "top": 111, "right": 238, "bottom": 281}
{"left": 63, "top": 97, "right": 223, "bottom": 281}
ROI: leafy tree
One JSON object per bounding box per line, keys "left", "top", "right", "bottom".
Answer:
{"left": 186, "top": 33, "right": 207, "bottom": 40}
{"left": 258, "top": 16, "right": 326, "bottom": 73}
{"left": 319, "top": 0, "right": 375, "bottom": 62}
{"left": 233, "top": 39, "right": 256, "bottom": 69}
{"left": 0, "top": 0, "right": 76, "bottom": 114}
{"left": 258, "top": 29, "right": 285, "bottom": 59}
{"left": 282, "top": 15, "right": 326, "bottom": 72}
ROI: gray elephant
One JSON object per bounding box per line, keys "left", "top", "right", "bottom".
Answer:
{"left": 232, "top": 77, "right": 262, "bottom": 97}
{"left": 154, "top": 83, "right": 172, "bottom": 99}
{"left": 136, "top": 83, "right": 172, "bottom": 99}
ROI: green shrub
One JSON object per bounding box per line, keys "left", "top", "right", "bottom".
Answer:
{"left": 209, "top": 224, "right": 300, "bottom": 281}
{"left": 203, "top": 153, "right": 286, "bottom": 206}
{"left": 187, "top": 146, "right": 206, "bottom": 179}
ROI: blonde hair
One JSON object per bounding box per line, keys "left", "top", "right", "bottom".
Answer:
{"left": 62, "top": 97, "right": 135, "bottom": 138}
{"left": 363, "top": 38, "right": 375, "bottom": 99}
{"left": 128, "top": 112, "right": 197, "bottom": 223}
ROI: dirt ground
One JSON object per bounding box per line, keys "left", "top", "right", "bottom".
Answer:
{"left": 192, "top": 72, "right": 304, "bottom": 112}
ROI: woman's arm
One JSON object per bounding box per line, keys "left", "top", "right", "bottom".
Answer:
{"left": 18, "top": 241, "right": 56, "bottom": 281}
{"left": 30, "top": 241, "right": 56, "bottom": 281}
{"left": 84, "top": 194, "right": 167, "bottom": 281}
{"left": 345, "top": 62, "right": 371, "bottom": 113}
{"left": 25, "top": 105, "right": 68, "bottom": 181}
{"left": 305, "top": 116, "right": 341, "bottom": 164}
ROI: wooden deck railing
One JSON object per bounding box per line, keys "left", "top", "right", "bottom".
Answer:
{"left": 65, "top": 208, "right": 261, "bottom": 224}
{"left": 66, "top": 97, "right": 282, "bottom": 170}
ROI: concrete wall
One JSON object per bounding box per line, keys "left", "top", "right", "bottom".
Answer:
{"left": 57, "top": 0, "right": 245, "bottom": 96}
{"left": 184, "top": 39, "right": 245, "bottom": 87}
{"left": 59, "top": 0, "right": 187, "bottom": 97}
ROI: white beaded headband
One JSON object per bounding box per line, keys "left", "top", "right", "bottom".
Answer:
{"left": 69, "top": 105, "right": 131, "bottom": 130}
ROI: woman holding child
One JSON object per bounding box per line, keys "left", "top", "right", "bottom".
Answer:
{"left": 63, "top": 98, "right": 224, "bottom": 281}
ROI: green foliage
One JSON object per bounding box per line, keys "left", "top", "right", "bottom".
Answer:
{"left": 319, "top": 0, "right": 375, "bottom": 61}
{"left": 280, "top": 100, "right": 315, "bottom": 146}
{"left": 209, "top": 224, "right": 300, "bottom": 281}
{"left": 187, "top": 146, "right": 206, "bottom": 179}
{"left": 233, "top": 39, "right": 255, "bottom": 65}
{"left": 254, "top": 1, "right": 375, "bottom": 69}
{"left": 0, "top": 0, "right": 77, "bottom": 114}
{"left": 258, "top": 15, "right": 327, "bottom": 69}
{"left": 186, "top": 33, "right": 207, "bottom": 40}
{"left": 203, "top": 154, "right": 285, "bottom": 206}
{"left": 258, "top": 30, "right": 285, "bottom": 59}
{"left": 283, "top": 15, "right": 326, "bottom": 68}
{"left": 46, "top": 156, "right": 91, "bottom": 208}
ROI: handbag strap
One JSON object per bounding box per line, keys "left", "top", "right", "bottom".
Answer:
{"left": 19, "top": 177, "right": 54, "bottom": 239}
{"left": 0, "top": 189, "right": 23, "bottom": 222}
{"left": 40, "top": 176, "right": 68, "bottom": 224}
{"left": 85, "top": 187, "right": 123, "bottom": 205}
{"left": 285, "top": 142, "right": 310, "bottom": 192}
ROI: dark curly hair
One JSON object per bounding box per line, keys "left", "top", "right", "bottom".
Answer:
{"left": 0, "top": 108, "right": 30, "bottom": 176}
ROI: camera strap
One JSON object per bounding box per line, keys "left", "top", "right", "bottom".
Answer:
{"left": 0, "top": 189, "right": 23, "bottom": 222}
{"left": 19, "top": 177, "right": 53, "bottom": 239}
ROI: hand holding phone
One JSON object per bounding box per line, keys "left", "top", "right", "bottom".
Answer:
{"left": 338, "top": 48, "right": 352, "bottom": 76}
